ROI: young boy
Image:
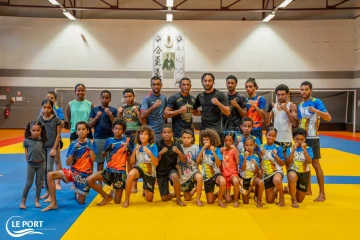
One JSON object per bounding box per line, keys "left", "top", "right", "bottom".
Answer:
{"left": 239, "top": 136, "right": 264, "bottom": 208}
{"left": 156, "top": 124, "right": 187, "bottom": 206}
{"left": 89, "top": 90, "right": 118, "bottom": 180}
{"left": 87, "top": 119, "right": 129, "bottom": 206}
{"left": 286, "top": 128, "right": 314, "bottom": 208}
{"left": 178, "top": 129, "right": 204, "bottom": 207}
{"left": 122, "top": 125, "right": 159, "bottom": 208}
{"left": 118, "top": 88, "right": 145, "bottom": 193}
{"left": 42, "top": 121, "right": 97, "bottom": 212}
{"left": 237, "top": 117, "right": 261, "bottom": 155}
{"left": 196, "top": 129, "right": 226, "bottom": 208}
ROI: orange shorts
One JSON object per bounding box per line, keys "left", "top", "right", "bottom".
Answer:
{"left": 224, "top": 173, "right": 239, "bottom": 189}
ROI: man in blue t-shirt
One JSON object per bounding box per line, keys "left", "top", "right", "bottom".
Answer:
{"left": 140, "top": 76, "right": 167, "bottom": 141}
{"left": 298, "top": 81, "right": 332, "bottom": 202}
{"left": 89, "top": 90, "right": 118, "bottom": 179}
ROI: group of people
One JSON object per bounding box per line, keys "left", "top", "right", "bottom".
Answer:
{"left": 20, "top": 73, "right": 331, "bottom": 211}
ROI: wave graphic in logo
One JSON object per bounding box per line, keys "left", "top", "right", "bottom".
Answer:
{"left": 6, "top": 216, "right": 44, "bottom": 238}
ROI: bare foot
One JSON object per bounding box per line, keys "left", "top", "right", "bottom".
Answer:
{"left": 44, "top": 196, "right": 51, "bottom": 203}
{"left": 278, "top": 198, "right": 285, "bottom": 207}
{"left": 97, "top": 194, "right": 113, "bottom": 206}
{"left": 196, "top": 198, "right": 204, "bottom": 207}
{"left": 283, "top": 186, "right": 289, "bottom": 194}
{"left": 291, "top": 200, "right": 299, "bottom": 208}
{"left": 56, "top": 183, "right": 62, "bottom": 190}
{"left": 218, "top": 200, "right": 226, "bottom": 208}
{"left": 41, "top": 203, "right": 58, "bottom": 212}
{"left": 314, "top": 194, "right": 326, "bottom": 202}
{"left": 176, "top": 199, "right": 186, "bottom": 207}
{"left": 40, "top": 193, "right": 49, "bottom": 199}
{"left": 131, "top": 188, "right": 138, "bottom": 193}
{"left": 256, "top": 201, "right": 263, "bottom": 208}
{"left": 122, "top": 201, "right": 129, "bottom": 208}
{"left": 35, "top": 201, "right": 41, "bottom": 208}
{"left": 19, "top": 203, "right": 26, "bottom": 210}
{"left": 306, "top": 190, "right": 312, "bottom": 196}
{"left": 233, "top": 201, "right": 239, "bottom": 208}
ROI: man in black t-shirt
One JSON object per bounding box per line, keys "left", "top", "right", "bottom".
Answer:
{"left": 193, "top": 73, "right": 230, "bottom": 145}
{"left": 164, "top": 77, "right": 196, "bottom": 141}
{"left": 223, "top": 75, "right": 247, "bottom": 141}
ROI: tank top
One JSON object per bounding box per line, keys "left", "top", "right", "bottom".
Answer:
{"left": 69, "top": 99, "right": 92, "bottom": 133}
{"left": 273, "top": 102, "right": 292, "bottom": 143}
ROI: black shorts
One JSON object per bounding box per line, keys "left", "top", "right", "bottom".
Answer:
{"left": 101, "top": 169, "right": 126, "bottom": 190}
{"left": 264, "top": 173, "right": 283, "bottom": 189}
{"left": 133, "top": 166, "right": 156, "bottom": 193}
{"left": 306, "top": 138, "right": 320, "bottom": 159}
{"left": 288, "top": 170, "right": 309, "bottom": 193}
{"left": 70, "top": 131, "right": 93, "bottom": 141}
{"left": 204, "top": 173, "right": 222, "bottom": 194}
{"left": 181, "top": 174, "right": 196, "bottom": 192}
{"left": 240, "top": 176, "right": 253, "bottom": 191}
{"left": 275, "top": 141, "right": 292, "bottom": 153}
{"left": 157, "top": 168, "right": 178, "bottom": 196}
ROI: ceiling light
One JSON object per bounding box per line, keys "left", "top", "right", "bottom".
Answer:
{"left": 166, "top": 0, "right": 174, "bottom": 7}
{"left": 166, "top": 13, "right": 173, "bottom": 22}
{"left": 48, "top": 0, "right": 60, "bottom": 5}
{"left": 262, "top": 12, "right": 275, "bottom": 22}
{"left": 63, "top": 11, "right": 76, "bottom": 20}
{"left": 278, "top": 0, "right": 294, "bottom": 8}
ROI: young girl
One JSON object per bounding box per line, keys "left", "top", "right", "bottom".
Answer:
{"left": 41, "top": 121, "right": 97, "bottom": 212}
{"left": 67, "top": 83, "right": 93, "bottom": 141}
{"left": 260, "top": 127, "right": 285, "bottom": 207}
{"left": 239, "top": 136, "right": 264, "bottom": 208}
{"left": 122, "top": 125, "right": 159, "bottom": 208}
{"left": 221, "top": 132, "right": 240, "bottom": 208}
{"left": 20, "top": 121, "right": 48, "bottom": 209}
{"left": 38, "top": 99, "right": 62, "bottom": 202}
{"left": 286, "top": 128, "right": 314, "bottom": 208}
{"left": 196, "top": 129, "right": 226, "bottom": 208}
{"left": 178, "top": 129, "right": 203, "bottom": 207}
{"left": 87, "top": 119, "right": 129, "bottom": 206}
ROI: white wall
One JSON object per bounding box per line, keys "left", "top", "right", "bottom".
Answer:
{"left": 0, "top": 16, "right": 356, "bottom": 89}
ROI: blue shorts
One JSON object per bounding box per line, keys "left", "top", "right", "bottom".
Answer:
{"left": 60, "top": 168, "right": 91, "bottom": 196}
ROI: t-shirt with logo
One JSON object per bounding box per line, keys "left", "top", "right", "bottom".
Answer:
{"left": 179, "top": 144, "right": 199, "bottom": 184}
{"left": 103, "top": 137, "right": 129, "bottom": 173}
{"left": 286, "top": 147, "right": 314, "bottom": 173}
{"left": 166, "top": 92, "right": 196, "bottom": 138}
{"left": 66, "top": 139, "right": 98, "bottom": 174}
{"left": 221, "top": 148, "right": 238, "bottom": 178}
{"left": 239, "top": 153, "right": 260, "bottom": 179}
{"left": 121, "top": 102, "right": 142, "bottom": 137}
{"left": 298, "top": 98, "right": 327, "bottom": 139}
{"left": 223, "top": 92, "right": 246, "bottom": 131}
{"left": 260, "top": 143, "right": 284, "bottom": 179}
{"left": 197, "top": 147, "right": 223, "bottom": 181}
{"left": 193, "top": 89, "right": 228, "bottom": 134}
{"left": 140, "top": 93, "right": 167, "bottom": 134}
{"left": 134, "top": 143, "right": 159, "bottom": 177}
{"left": 245, "top": 95, "right": 266, "bottom": 130}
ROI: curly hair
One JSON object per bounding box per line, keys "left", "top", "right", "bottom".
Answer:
{"left": 25, "top": 121, "right": 48, "bottom": 144}
{"left": 292, "top": 127, "right": 307, "bottom": 138}
{"left": 112, "top": 118, "right": 127, "bottom": 132}
{"left": 135, "top": 125, "right": 155, "bottom": 145}
{"left": 199, "top": 128, "right": 221, "bottom": 147}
